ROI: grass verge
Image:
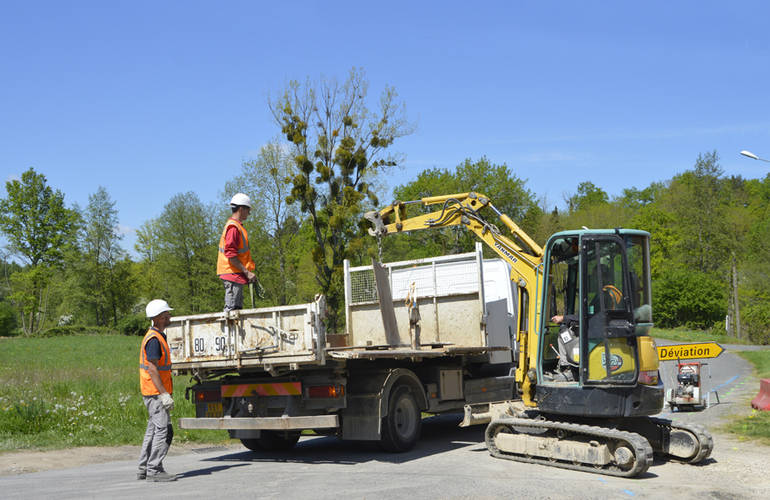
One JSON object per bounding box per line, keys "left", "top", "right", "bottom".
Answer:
{"left": 0, "top": 335, "right": 230, "bottom": 452}
{"left": 651, "top": 327, "right": 752, "bottom": 345}
{"left": 722, "top": 350, "right": 770, "bottom": 445}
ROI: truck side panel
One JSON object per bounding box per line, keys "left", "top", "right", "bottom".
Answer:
{"left": 167, "top": 298, "right": 326, "bottom": 370}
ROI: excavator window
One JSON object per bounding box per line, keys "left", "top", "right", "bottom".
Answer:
{"left": 624, "top": 234, "right": 653, "bottom": 335}
{"left": 541, "top": 237, "right": 580, "bottom": 380}
{"left": 582, "top": 236, "right": 638, "bottom": 385}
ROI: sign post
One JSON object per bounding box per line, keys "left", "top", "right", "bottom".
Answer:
{"left": 657, "top": 342, "right": 724, "bottom": 361}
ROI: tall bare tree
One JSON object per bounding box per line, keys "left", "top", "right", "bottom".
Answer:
{"left": 269, "top": 68, "right": 412, "bottom": 329}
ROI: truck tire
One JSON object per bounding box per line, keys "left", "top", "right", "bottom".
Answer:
{"left": 380, "top": 385, "right": 422, "bottom": 452}
{"left": 261, "top": 430, "right": 301, "bottom": 451}
{"left": 240, "top": 431, "right": 300, "bottom": 452}
{"left": 240, "top": 438, "right": 263, "bottom": 451}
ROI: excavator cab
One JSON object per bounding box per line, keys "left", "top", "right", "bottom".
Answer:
{"left": 537, "top": 230, "right": 662, "bottom": 417}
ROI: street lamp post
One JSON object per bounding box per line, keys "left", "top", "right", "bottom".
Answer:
{"left": 740, "top": 150, "right": 770, "bottom": 163}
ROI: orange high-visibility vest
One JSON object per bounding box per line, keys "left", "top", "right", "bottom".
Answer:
{"left": 216, "top": 218, "right": 255, "bottom": 276}
{"left": 139, "top": 328, "right": 173, "bottom": 396}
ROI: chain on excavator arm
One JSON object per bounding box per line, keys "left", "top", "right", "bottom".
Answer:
{"left": 365, "top": 192, "right": 545, "bottom": 404}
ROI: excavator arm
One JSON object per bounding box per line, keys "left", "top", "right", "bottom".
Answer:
{"left": 366, "top": 192, "right": 543, "bottom": 270}
{"left": 365, "top": 192, "right": 544, "bottom": 404}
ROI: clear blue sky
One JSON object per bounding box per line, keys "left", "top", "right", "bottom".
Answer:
{"left": 2, "top": 1, "right": 769, "bottom": 256}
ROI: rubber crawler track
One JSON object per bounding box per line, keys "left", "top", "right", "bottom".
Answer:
{"left": 485, "top": 417, "right": 654, "bottom": 478}
{"left": 649, "top": 417, "right": 714, "bottom": 463}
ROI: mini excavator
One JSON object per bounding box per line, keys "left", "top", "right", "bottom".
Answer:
{"left": 365, "top": 192, "right": 712, "bottom": 477}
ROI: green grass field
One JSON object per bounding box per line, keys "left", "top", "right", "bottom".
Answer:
{"left": 0, "top": 335, "right": 229, "bottom": 451}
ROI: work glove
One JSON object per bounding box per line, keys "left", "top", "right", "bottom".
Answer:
{"left": 159, "top": 392, "right": 174, "bottom": 412}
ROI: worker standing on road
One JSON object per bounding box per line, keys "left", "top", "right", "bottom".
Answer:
{"left": 217, "top": 193, "right": 257, "bottom": 311}
{"left": 137, "top": 299, "right": 177, "bottom": 482}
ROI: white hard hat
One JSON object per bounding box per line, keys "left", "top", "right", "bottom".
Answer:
{"left": 229, "top": 193, "right": 252, "bottom": 208}
{"left": 146, "top": 299, "right": 173, "bottom": 318}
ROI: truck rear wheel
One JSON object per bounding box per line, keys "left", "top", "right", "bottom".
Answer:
{"left": 380, "top": 385, "right": 421, "bottom": 452}
{"left": 240, "top": 431, "right": 300, "bottom": 452}
{"left": 240, "top": 438, "right": 262, "bottom": 451}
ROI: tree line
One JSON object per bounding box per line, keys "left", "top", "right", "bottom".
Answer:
{"left": 1, "top": 70, "right": 768, "bottom": 344}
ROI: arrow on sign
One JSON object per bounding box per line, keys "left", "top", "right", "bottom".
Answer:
{"left": 657, "top": 342, "right": 725, "bottom": 361}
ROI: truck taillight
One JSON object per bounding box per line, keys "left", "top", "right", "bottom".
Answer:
{"left": 307, "top": 385, "right": 345, "bottom": 398}
{"left": 195, "top": 390, "right": 221, "bottom": 402}
{"left": 638, "top": 370, "right": 659, "bottom": 385}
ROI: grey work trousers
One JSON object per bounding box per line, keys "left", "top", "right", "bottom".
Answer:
{"left": 138, "top": 395, "right": 170, "bottom": 474}
{"left": 223, "top": 280, "right": 244, "bottom": 311}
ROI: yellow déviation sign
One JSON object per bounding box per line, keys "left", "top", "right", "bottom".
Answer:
{"left": 657, "top": 342, "right": 725, "bottom": 361}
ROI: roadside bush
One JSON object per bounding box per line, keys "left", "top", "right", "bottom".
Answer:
{"left": 37, "top": 325, "right": 113, "bottom": 337}
{"left": 117, "top": 313, "right": 147, "bottom": 336}
{"left": 0, "top": 301, "right": 19, "bottom": 336}
{"left": 653, "top": 269, "right": 725, "bottom": 330}
{"left": 742, "top": 301, "right": 770, "bottom": 345}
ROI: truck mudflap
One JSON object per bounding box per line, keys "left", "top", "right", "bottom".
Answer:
{"left": 178, "top": 415, "right": 339, "bottom": 431}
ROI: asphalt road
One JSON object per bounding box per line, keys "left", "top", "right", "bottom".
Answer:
{"left": 2, "top": 343, "right": 768, "bottom": 499}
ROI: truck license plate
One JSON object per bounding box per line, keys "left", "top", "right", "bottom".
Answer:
{"left": 206, "top": 402, "right": 223, "bottom": 418}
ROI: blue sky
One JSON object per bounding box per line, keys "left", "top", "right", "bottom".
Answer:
{"left": 2, "top": 1, "right": 769, "bottom": 257}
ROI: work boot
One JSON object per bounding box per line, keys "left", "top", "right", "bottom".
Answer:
{"left": 147, "top": 471, "right": 177, "bottom": 482}
{"left": 137, "top": 471, "right": 146, "bottom": 480}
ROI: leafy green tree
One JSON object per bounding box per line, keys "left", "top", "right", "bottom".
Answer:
{"left": 134, "top": 218, "right": 164, "bottom": 302}
{"left": 68, "top": 187, "right": 135, "bottom": 326}
{"left": 557, "top": 181, "right": 633, "bottom": 234}
{"left": 653, "top": 268, "right": 726, "bottom": 330}
{"left": 0, "top": 168, "right": 78, "bottom": 334}
{"left": 567, "top": 181, "right": 609, "bottom": 212}
{"left": 738, "top": 174, "right": 770, "bottom": 343}
{"left": 386, "top": 157, "right": 542, "bottom": 260}
{"left": 270, "top": 68, "right": 412, "bottom": 329}
{"left": 0, "top": 252, "right": 20, "bottom": 335}
{"left": 665, "top": 152, "right": 730, "bottom": 274}
{"left": 137, "top": 192, "right": 220, "bottom": 314}
{"left": 0, "top": 168, "right": 78, "bottom": 266}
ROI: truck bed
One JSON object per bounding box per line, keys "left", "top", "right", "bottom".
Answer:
{"left": 169, "top": 245, "right": 518, "bottom": 373}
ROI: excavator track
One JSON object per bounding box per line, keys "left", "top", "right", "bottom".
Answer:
{"left": 485, "top": 416, "right": 653, "bottom": 478}
{"left": 648, "top": 417, "right": 713, "bottom": 463}
{"left": 612, "top": 417, "right": 713, "bottom": 464}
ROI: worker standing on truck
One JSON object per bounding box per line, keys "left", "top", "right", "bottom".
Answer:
{"left": 137, "top": 299, "right": 177, "bottom": 482}
{"left": 217, "top": 193, "right": 257, "bottom": 311}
